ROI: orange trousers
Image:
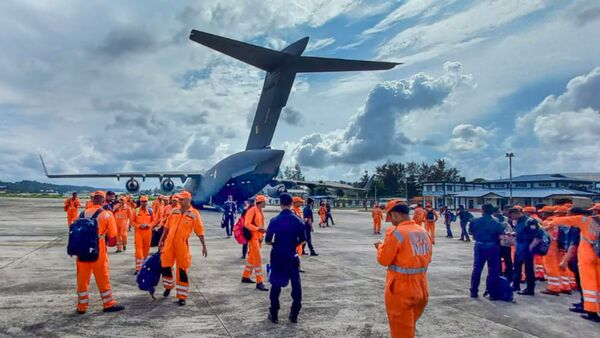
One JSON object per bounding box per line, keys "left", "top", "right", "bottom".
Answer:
{"left": 374, "top": 219, "right": 382, "bottom": 233}
{"left": 543, "top": 243, "right": 561, "bottom": 292}
{"left": 579, "top": 252, "right": 600, "bottom": 313}
{"left": 558, "top": 251, "right": 572, "bottom": 292}
{"left": 534, "top": 255, "right": 545, "bottom": 279}
{"left": 425, "top": 222, "right": 435, "bottom": 244}
{"left": 67, "top": 210, "right": 78, "bottom": 226}
{"left": 76, "top": 254, "right": 116, "bottom": 312}
{"left": 161, "top": 244, "right": 192, "bottom": 300}
{"left": 116, "top": 220, "right": 128, "bottom": 251}
{"left": 134, "top": 229, "right": 151, "bottom": 271}
{"left": 385, "top": 274, "right": 428, "bottom": 338}
{"left": 242, "top": 239, "right": 263, "bottom": 283}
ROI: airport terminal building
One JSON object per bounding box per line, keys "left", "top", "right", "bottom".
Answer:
{"left": 423, "top": 173, "right": 600, "bottom": 210}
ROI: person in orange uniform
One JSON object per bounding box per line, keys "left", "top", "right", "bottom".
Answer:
{"left": 423, "top": 203, "right": 438, "bottom": 244}
{"left": 318, "top": 203, "right": 327, "bottom": 227}
{"left": 85, "top": 192, "right": 94, "bottom": 209}
{"left": 132, "top": 195, "right": 155, "bottom": 274}
{"left": 159, "top": 191, "right": 207, "bottom": 306}
{"left": 412, "top": 203, "right": 426, "bottom": 227}
{"left": 292, "top": 197, "right": 305, "bottom": 256}
{"left": 375, "top": 199, "right": 432, "bottom": 338}
{"left": 550, "top": 209, "right": 600, "bottom": 322}
{"left": 64, "top": 192, "right": 81, "bottom": 226}
{"left": 524, "top": 206, "right": 546, "bottom": 281}
{"left": 552, "top": 206, "right": 573, "bottom": 293}
{"left": 113, "top": 195, "right": 133, "bottom": 253}
{"left": 241, "top": 195, "right": 269, "bottom": 291}
{"left": 76, "top": 191, "right": 124, "bottom": 314}
{"left": 539, "top": 205, "right": 562, "bottom": 295}
{"left": 372, "top": 204, "right": 383, "bottom": 234}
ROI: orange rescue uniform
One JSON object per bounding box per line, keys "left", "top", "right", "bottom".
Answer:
{"left": 161, "top": 207, "right": 204, "bottom": 300}
{"left": 64, "top": 197, "right": 81, "bottom": 226}
{"left": 76, "top": 206, "right": 118, "bottom": 312}
{"left": 423, "top": 208, "right": 438, "bottom": 244}
{"left": 542, "top": 217, "right": 562, "bottom": 292}
{"left": 292, "top": 206, "right": 304, "bottom": 256}
{"left": 242, "top": 205, "right": 265, "bottom": 283}
{"left": 550, "top": 215, "right": 599, "bottom": 313}
{"left": 372, "top": 207, "right": 383, "bottom": 233}
{"left": 377, "top": 220, "right": 432, "bottom": 338}
{"left": 132, "top": 207, "right": 155, "bottom": 271}
{"left": 113, "top": 204, "right": 133, "bottom": 251}
{"left": 412, "top": 207, "right": 426, "bottom": 227}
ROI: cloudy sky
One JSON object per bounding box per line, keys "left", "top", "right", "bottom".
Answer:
{"left": 1, "top": 0, "right": 599, "bottom": 188}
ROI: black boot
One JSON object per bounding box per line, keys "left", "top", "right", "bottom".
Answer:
{"left": 178, "top": 299, "right": 186, "bottom": 306}
{"left": 103, "top": 304, "right": 125, "bottom": 313}
{"left": 256, "top": 283, "right": 269, "bottom": 291}
{"left": 310, "top": 252, "right": 319, "bottom": 256}
{"left": 289, "top": 312, "right": 299, "bottom": 323}
{"left": 241, "top": 277, "right": 255, "bottom": 284}
{"left": 163, "top": 289, "right": 171, "bottom": 297}
{"left": 581, "top": 312, "right": 600, "bottom": 322}
{"left": 268, "top": 310, "right": 279, "bottom": 324}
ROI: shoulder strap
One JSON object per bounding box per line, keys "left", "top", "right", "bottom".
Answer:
{"left": 91, "top": 208, "right": 103, "bottom": 220}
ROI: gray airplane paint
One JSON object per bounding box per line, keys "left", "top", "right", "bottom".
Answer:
{"left": 41, "top": 30, "right": 399, "bottom": 208}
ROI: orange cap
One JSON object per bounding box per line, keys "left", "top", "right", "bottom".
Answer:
{"left": 93, "top": 191, "right": 106, "bottom": 198}
{"left": 171, "top": 194, "right": 180, "bottom": 200}
{"left": 554, "top": 206, "right": 569, "bottom": 214}
{"left": 385, "top": 199, "right": 408, "bottom": 222}
{"left": 179, "top": 191, "right": 192, "bottom": 200}
{"left": 140, "top": 195, "right": 149, "bottom": 202}
{"left": 522, "top": 206, "right": 536, "bottom": 213}
{"left": 255, "top": 195, "right": 267, "bottom": 203}
{"left": 592, "top": 203, "right": 600, "bottom": 211}
{"left": 425, "top": 203, "right": 432, "bottom": 208}
{"left": 513, "top": 205, "right": 523, "bottom": 210}
{"left": 292, "top": 196, "right": 304, "bottom": 203}
{"left": 539, "top": 205, "right": 556, "bottom": 213}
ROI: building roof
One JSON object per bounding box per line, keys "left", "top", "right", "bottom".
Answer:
{"left": 484, "top": 174, "right": 591, "bottom": 184}
{"left": 560, "top": 172, "right": 600, "bottom": 182}
{"left": 453, "top": 188, "right": 596, "bottom": 199}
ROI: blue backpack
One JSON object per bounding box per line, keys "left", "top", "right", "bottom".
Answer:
{"left": 67, "top": 209, "right": 103, "bottom": 262}
{"left": 137, "top": 251, "right": 162, "bottom": 299}
{"left": 491, "top": 276, "right": 514, "bottom": 302}
{"left": 533, "top": 229, "right": 551, "bottom": 256}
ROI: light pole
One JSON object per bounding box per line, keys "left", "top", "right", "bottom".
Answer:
{"left": 505, "top": 152, "right": 515, "bottom": 204}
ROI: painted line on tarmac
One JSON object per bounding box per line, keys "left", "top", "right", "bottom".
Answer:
{"left": 0, "top": 235, "right": 64, "bottom": 272}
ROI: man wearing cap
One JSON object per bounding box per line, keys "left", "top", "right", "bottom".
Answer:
{"left": 468, "top": 204, "right": 505, "bottom": 299}
{"left": 553, "top": 206, "right": 575, "bottom": 293}
{"left": 265, "top": 193, "right": 306, "bottom": 324}
{"left": 64, "top": 192, "right": 81, "bottom": 227}
{"left": 457, "top": 205, "right": 472, "bottom": 242}
{"left": 222, "top": 195, "right": 238, "bottom": 239}
{"left": 241, "top": 195, "right": 269, "bottom": 291}
{"left": 412, "top": 203, "right": 426, "bottom": 228}
{"left": 132, "top": 195, "right": 155, "bottom": 274}
{"left": 375, "top": 200, "right": 432, "bottom": 338}
{"left": 524, "top": 206, "right": 546, "bottom": 281}
{"left": 372, "top": 203, "right": 383, "bottom": 235}
{"left": 302, "top": 198, "right": 318, "bottom": 256}
{"left": 75, "top": 191, "right": 124, "bottom": 314}
{"left": 113, "top": 195, "right": 133, "bottom": 253}
{"left": 423, "top": 204, "right": 438, "bottom": 245}
{"left": 508, "top": 207, "right": 542, "bottom": 295}
{"left": 539, "top": 205, "right": 562, "bottom": 295}
{"left": 159, "top": 191, "right": 207, "bottom": 306}
{"left": 292, "top": 197, "right": 306, "bottom": 257}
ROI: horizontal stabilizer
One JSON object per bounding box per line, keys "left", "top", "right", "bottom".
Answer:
{"left": 295, "top": 56, "right": 401, "bottom": 73}
{"left": 189, "top": 30, "right": 283, "bottom": 72}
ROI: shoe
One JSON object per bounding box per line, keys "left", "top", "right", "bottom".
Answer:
{"left": 77, "top": 310, "right": 86, "bottom": 315}
{"left": 560, "top": 290, "right": 572, "bottom": 295}
{"left": 540, "top": 290, "right": 559, "bottom": 296}
{"left": 465, "top": 239, "right": 471, "bottom": 242}
{"left": 241, "top": 277, "right": 255, "bottom": 284}
{"left": 115, "top": 249, "right": 122, "bottom": 253}
{"left": 256, "top": 283, "right": 269, "bottom": 291}
{"left": 178, "top": 299, "right": 186, "bottom": 306}
{"left": 163, "top": 289, "right": 171, "bottom": 297}
{"left": 569, "top": 306, "right": 585, "bottom": 313}
{"left": 302, "top": 252, "right": 309, "bottom": 256}
{"left": 470, "top": 293, "right": 478, "bottom": 298}
{"left": 268, "top": 312, "right": 279, "bottom": 324}
{"left": 299, "top": 269, "right": 306, "bottom": 273}
{"left": 241, "top": 256, "right": 246, "bottom": 259}
{"left": 580, "top": 313, "right": 600, "bottom": 323}
{"left": 536, "top": 277, "right": 546, "bottom": 282}
{"left": 123, "top": 246, "right": 126, "bottom": 251}
{"left": 483, "top": 291, "right": 489, "bottom": 297}
{"left": 289, "top": 314, "right": 298, "bottom": 323}
{"left": 103, "top": 304, "right": 125, "bottom": 313}
{"left": 517, "top": 290, "right": 534, "bottom": 296}
{"left": 134, "top": 270, "right": 139, "bottom": 276}
{"left": 571, "top": 302, "right": 583, "bottom": 308}
{"left": 227, "top": 236, "right": 231, "bottom": 239}
{"left": 310, "top": 253, "right": 319, "bottom": 256}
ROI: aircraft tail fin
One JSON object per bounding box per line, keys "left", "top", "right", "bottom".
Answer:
{"left": 189, "top": 30, "right": 284, "bottom": 72}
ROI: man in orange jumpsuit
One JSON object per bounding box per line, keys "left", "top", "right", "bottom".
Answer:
{"left": 375, "top": 199, "right": 432, "bottom": 338}
{"left": 412, "top": 203, "right": 426, "bottom": 227}
{"left": 524, "top": 206, "right": 546, "bottom": 281}
{"left": 159, "top": 191, "right": 207, "bottom": 306}
{"left": 550, "top": 210, "right": 600, "bottom": 322}
{"left": 540, "top": 205, "right": 562, "bottom": 295}
{"left": 75, "top": 191, "right": 124, "bottom": 314}
{"left": 292, "top": 197, "right": 305, "bottom": 256}
{"left": 64, "top": 192, "right": 81, "bottom": 226}
{"left": 132, "top": 195, "right": 155, "bottom": 274}
{"left": 423, "top": 203, "right": 438, "bottom": 244}
{"left": 85, "top": 192, "right": 94, "bottom": 209}
{"left": 241, "top": 195, "right": 269, "bottom": 291}
{"left": 113, "top": 195, "right": 133, "bottom": 253}
{"left": 372, "top": 204, "right": 383, "bottom": 234}
{"left": 552, "top": 206, "right": 574, "bottom": 293}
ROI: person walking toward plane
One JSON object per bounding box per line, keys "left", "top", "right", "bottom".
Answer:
{"left": 303, "top": 198, "right": 318, "bottom": 256}
{"left": 372, "top": 204, "right": 383, "bottom": 234}
{"left": 412, "top": 203, "right": 426, "bottom": 227}
{"left": 132, "top": 195, "right": 155, "bottom": 274}
{"left": 457, "top": 205, "right": 472, "bottom": 242}
{"left": 240, "top": 199, "right": 253, "bottom": 259}
{"left": 159, "top": 191, "right": 207, "bottom": 306}
{"left": 442, "top": 206, "right": 454, "bottom": 238}
{"left": 325, "top": 202, "right": 335, "bottom": 226}
{"left": 318, "top": 203, "right": 327, "bottom": 228}
{"left": 424, "top": 203, "right": 438, "bottom": 244}
{"left": 375, "top": 199, "right": 432, "bottom": 338}
{"left": 241, "top": 195, "right": 269, "bottom": 291}
{"left": 265, "top": 193, "right": 306, "bottom": 324}
{"left": 64, "top": 192, "right": 81, "bottom": 226}
{"left": 113, "top": 195, "right": 133, "bottom": 253}
{"left": 222, "top": 195, "right": 237, "bottom": 238}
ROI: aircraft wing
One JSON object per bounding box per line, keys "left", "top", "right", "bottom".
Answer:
{"left": 276, "top": 179, "right": 366, "bottom": 191}
{"left": 39, "top": 155, "right": 200, "bottom": 182}
{"left": 294, "top": 56, "right": 401, "bottom": 73}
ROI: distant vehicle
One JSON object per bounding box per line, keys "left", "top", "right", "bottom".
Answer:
{"left": 40, "top": 30, "right": 399, "bottom": 209}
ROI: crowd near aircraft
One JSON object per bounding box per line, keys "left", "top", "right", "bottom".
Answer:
{"left": 41, "top": 30, "right": 399, "bottom": 208}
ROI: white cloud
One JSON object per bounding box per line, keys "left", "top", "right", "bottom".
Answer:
{"left": 444, "top": 124, "right": 494, "bottom": 152}
{"left": 363, "top": 0, "right": 456, "bottom": 35}
{"left": 306, "top": 37, "right": 335, "bottom": 52}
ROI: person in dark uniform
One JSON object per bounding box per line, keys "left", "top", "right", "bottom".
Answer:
{"left": 325, "top": 202, "right": 335, "bottom": 226}
{"left": 222, "top": 195, "right": 237, "bottom": 238}
{"left": 509, "top": 207, "right": 542, "bottom": 295}
{"left": 560, "top": 208, "right": 585, "bottom": 313}
{"left": 265, "top": 193, "right": 306, "bottom": 324}
{"left": 302, "top": 198, "right": 318, "bottom": 256}
{"left": 468, "top": 204, "right": 506, "bottom": 299}
{"left": 494, "top": 207, "right": 514, "bottom": 282}
{"left": 457, "top": 205, "right": 472, "bottom": 242}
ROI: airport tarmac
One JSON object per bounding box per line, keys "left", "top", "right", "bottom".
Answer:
{"left": 0, "top": 198, "right": 596, "bottom": 337}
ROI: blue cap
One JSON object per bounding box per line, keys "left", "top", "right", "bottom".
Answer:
{"left": 279, "top": 193, "right": 293, "bottom": 206}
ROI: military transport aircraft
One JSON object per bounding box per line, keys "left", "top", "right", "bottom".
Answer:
{"left": 41, "top": 30, "right": 399, "bottom": 208}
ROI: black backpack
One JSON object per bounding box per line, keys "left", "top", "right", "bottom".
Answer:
{"left": 557, "top": 226, "right": 570, "bottom": 250}
{"left": 426, "top": 210, "right": 436, "bottom": 221}
{"left": 533, "top": 229, "right": 551, "bottom": 256}
{"left": 67, "top": 209, "right": 103, "bottom": 262}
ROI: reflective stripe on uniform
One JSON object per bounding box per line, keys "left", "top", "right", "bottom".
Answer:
{"left": 176, "top": 285, "right": 188, "bottom": 291}
{"left": 583, "top": 297, "right": 597, "bottom": 302}
{"left": 78, "top": 299, "right": 89, "bottom": 304}
{"left": 176, "top": 291, "right": 188, "bottom": 296}
{"left": 101, "top": 290, "right": 112, "bottom": 297}
{"left": 102, "top": 297, "right": 114, "bottom": 304}
{"left": 582, "top": 290, "right": 598, "bottom": 296}
{"left": 392, "top": 229, "right": 403, "bottom": 242}
{"left": 388, "top": 265, "right": 427, "bottom": 274}
{"left": 78, "top": 291, "right": 89, "bottom": 297}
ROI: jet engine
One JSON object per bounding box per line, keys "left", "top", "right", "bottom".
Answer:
{"left": 161, "top": 178, "right": 175, "bottom": 192}
{"left": 125, "top": 178, "right": 140, "bottom": 193}
{"left": 276, "top": 184, "right": 287, "bottom": 194}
